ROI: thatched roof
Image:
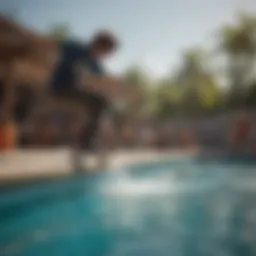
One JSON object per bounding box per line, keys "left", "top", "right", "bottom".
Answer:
{"left": 0, "top": 15, "right": 36, "bottom": 60}
{"left": 0, "top": 15, "right": 59, "bottom": 87}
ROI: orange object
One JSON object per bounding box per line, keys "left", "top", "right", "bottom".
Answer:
{"left": 0, "top": 122, "right": 17, "bottom": 150}
{"left": 181, "top": 130, "right": 194, "bottom": 148}
{"left": 232, "top": 117, "right": 251, "bottom": 147}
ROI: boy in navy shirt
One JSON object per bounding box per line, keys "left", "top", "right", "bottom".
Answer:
{"left": 51, "top": 31, "right": 119, "bottom": 149}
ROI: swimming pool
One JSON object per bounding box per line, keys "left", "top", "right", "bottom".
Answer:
{"left": 0, "top": 156, "right": 256, "bottom": 256}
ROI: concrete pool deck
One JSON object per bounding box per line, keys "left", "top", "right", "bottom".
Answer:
{"left": 0, "top": 148, "right": 198, "bottom": 184}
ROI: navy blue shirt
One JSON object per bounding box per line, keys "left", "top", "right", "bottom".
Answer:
{"left": 51, "top": 40, "right": 105, "bottom": 91}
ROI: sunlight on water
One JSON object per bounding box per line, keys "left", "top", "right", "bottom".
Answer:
{"left": 101, "top": 170, "right": 177, "bottom": 197}
{"left": 96, "top": 168, "right": 180, "bottom": 233}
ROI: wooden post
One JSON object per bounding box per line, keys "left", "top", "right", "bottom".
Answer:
{"left": 0, "top": 61, "right": 17, "bottom": 151}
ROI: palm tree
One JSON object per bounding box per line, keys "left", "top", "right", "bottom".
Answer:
{"left": 173, "top": 48, "right": 219, "bottom": 115}
{"left": 154, "top": 78, "right": 180, "bottom": 118}
{"left": 122, "top": 66, "right": 149, "bottom": 118}
{"left": 219, "top": 13, "right": 256, "bottom": 106}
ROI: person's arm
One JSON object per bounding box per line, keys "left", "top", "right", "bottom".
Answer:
{"left": 76, "top": 56, "right": 126, "bottom": 99}
{"left": 79, "top": 73, "right": 126, "bottom": 99}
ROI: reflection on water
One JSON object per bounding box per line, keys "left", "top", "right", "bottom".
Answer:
{"left": 99, "top": 170, "right": 179, "bottom": 233}
{"left": 0, "top": 159, "right": 256, "bottom": 256}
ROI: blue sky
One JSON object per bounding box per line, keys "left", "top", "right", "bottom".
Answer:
{"left": 1, "top": 0, "right": 255, "bottom": 77}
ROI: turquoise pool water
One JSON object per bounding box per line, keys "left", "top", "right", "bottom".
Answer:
{"left": 0, "top": 156, "right": 256, "bottom": 256}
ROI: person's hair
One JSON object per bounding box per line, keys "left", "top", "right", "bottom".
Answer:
{"left": 90, "top": 30, "right": 118, "bottom": 52}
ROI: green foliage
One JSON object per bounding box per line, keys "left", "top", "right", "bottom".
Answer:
{"left": 219, "top": 13, "right": 256, "bottom": 95}
{"left": 165, "top": 48, "right": 219, "bottom": 116}
{"left": 220, "top": 13, "right": 256, "bottom": 56}
{"left": 153, "top": 12, "right": 256, "bottom": 118}
{"left": 122, "top": 66, "right": 150, "bottom": 117}
{"left": 244, "top": 81, "right": 256, "bottom": 108}
{"left": 48, "top": 23, "right": 70, "bottom": 40}
{"left": 122, "top": 48, "right": 221, "bottom": 118}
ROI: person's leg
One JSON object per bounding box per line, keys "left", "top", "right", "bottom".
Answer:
{"left": 52, "top": 87, "right": 108, "bottom": 149}
{"left": 80, "top": 93, "right": 108, "bottom": 150}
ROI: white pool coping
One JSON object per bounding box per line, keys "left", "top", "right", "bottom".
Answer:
{"left": 0, "top": 148, "right": 198, "bottom": 183}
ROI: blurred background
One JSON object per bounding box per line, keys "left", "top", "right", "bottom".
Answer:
{"left": 1, "top": 1, "right": 256, "bottom": 256}
{"left": 0, "top": 0, "right": 255, "bottom": 152}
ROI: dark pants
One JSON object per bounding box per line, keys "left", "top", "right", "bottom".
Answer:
{"left": 53, "top": 88, "right": 108, "bottom": 150}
